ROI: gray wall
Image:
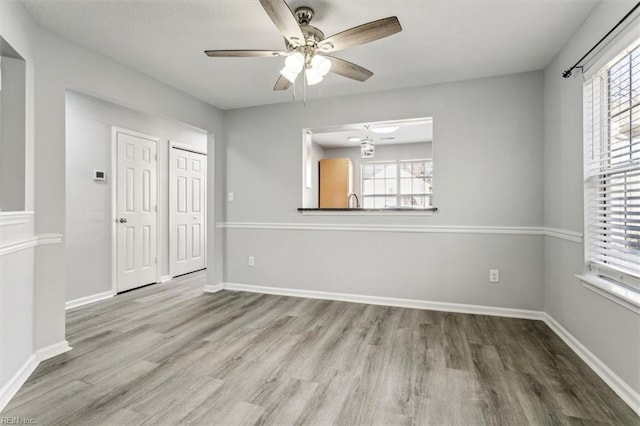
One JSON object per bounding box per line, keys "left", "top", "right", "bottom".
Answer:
{"left": 323, "top": 142, "right": 431, "bottom": 200}
{"left": 0, "top": 56, "right": 26, "bottom": 211}
{"left": 31, "top": 21, "right": 225, "bottom": 351}
{"left": 223, "top": 71, "right": 545, "bottom": 310}
{"left": 543, "top": 2, "right": 640, "bottom": 395}
{"left": 65, "top": 91, "right": 208, "bottom": 302}
{"left": 0, "top": 0, "right": 39, "bottom": 401}
{"left": 0, "top": 0, "right": 225, "bottom": 397}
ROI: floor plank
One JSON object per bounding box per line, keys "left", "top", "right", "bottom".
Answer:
{"left": 3, "top": 271, "right": 637, "bottom": 425}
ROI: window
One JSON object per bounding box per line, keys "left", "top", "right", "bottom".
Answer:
{"left": 361, "top": 159, "right": 433, "bottom": 208}
{"left": 584, "top": 40, "right": 640, "bottom": 291}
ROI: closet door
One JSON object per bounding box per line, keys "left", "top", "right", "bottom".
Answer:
{"left": 170, "top": 147, "right": 206, "bottom": 277}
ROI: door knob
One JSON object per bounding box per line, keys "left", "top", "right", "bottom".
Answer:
{"left": 119, "top": 218, "right": 128, "bottom": 223}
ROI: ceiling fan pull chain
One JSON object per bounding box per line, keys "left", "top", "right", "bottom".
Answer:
{"left": 303, "top": 70, "right": 307, "bottom": 107}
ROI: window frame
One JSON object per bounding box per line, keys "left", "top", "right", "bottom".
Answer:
{"left": 361, "top": 158, "right": 433, "bottom": 209}
{"left": 583, "top": 38, "right": 640, "bottom": 293}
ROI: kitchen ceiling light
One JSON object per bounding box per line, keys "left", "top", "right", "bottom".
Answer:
{"left": 348, "top": 136, "right": 361, "bottom": 142}
{"left": 371, "top": 126, "right": 399, "bottom": 134}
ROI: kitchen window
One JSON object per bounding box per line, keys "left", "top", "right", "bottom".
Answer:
{"left": 361, "top": 159, "right": 433, "bottom": 208}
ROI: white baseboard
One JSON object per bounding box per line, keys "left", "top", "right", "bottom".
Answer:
{"left": 203, "top": 283, "right": 224, "bottom": 293}
{"left": 160, "top": 275, "right": 172, "bottom": 283}
{"left": 0, "top": 340, "right": 71, "bottom": 412}
{"left": 65, "top": 290, "right": 115, "bottom": 310}
{"left": 222, "top": 282, "right": 544, "bottom": 320}
{"left": 35, "top": 341, "right": 72, "bottom": 362}
{"left": 0, "top": 354, "right": 38, "bottom": 412}
{"left": 542, "top": 314, "right": 640, "bottom": 416}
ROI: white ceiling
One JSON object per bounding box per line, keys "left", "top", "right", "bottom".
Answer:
{"left": 312, "top": 118, "right": 433, "bottom": 149}
{"left": 20, "top": 0, "right": 601, "bottom": 110}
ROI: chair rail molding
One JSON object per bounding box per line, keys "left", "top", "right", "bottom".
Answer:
{"left": 216, "top": 222, "right": 583, "bottom": 243}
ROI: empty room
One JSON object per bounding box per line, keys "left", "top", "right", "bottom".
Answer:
{"left": 1, "top": 0, "right": 639, "bottom": 424}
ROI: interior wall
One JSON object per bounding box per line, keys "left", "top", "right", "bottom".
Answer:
{"left": 0, "top": 0, "right": 39, "bottom": 403}
{"left": 223, "top": 71, "right": 545, "bottom": 309}
{"left": 0, "top": 56, "right": 26, "bottom": 211}
{"left": 322, "top": 142, "right": 431, "bottom": 200}
{"left": 65, "top": 91, "right": 208, "bottom": 302}
{"left": 0, "top": 0, "right": 225, "bottom": 373}
{"left": 543, "top": 1, "right": 640, "bottom": 396}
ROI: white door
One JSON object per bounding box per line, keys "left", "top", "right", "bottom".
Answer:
{"left": 170, "top": 147, "right": 206, "bottom": 276}
{"left": 116, "top": 130, "right": 158, "bottom": 292}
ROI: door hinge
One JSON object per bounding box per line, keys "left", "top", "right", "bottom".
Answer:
{"left": 155, "top": 205, "right": 158, "bottom": 212}
{"left": 155, "top": 257, "right": 158, "bottom": 264}
{"left": 155, "top": 153, "right": 158, "bottom": 161}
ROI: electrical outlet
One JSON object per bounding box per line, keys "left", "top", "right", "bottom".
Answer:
{"left": 248, "top": 256, "right": 255, "bottom": 267}
{"left": 489, "top": 269, "right": 500, "bottom": 283}
{"left": 228, "top": 192, "right": 234, "bottom": 202}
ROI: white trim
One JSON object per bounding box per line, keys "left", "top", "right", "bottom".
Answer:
{"left": 0, "top": 233, "right": 64, "bottom": 257}
{"left": 221, "top": 282, "right": 544, "bottom": 320}
{"left": 542, "top": 313, "right": 640, "bottom": 416}
{"left": 0, "top": 341, "right": 71, "bottom": 412}
{"left": 37, "top": 233, "right": 63, "bottom": 246}
{"left": 170, "top": 140, "right": 207, "bottom": 155}
{"left": 160, "top": 275, "right": 172, "bottom": 283}
{"left": 0, "top": 211, "right": 33, "bottom": 227}
{"left": 0, "top": 237, "right": 38, "bottom": 256}
{"left": 35, "top": 341, "right": 72, "bottom": 362}
{"left": 0, "top": 354, "right": 37, "bottom": 412}
{"left": 543, "top": 227, "right": 583, "bottom": 244}
{"left": 299, "top": 210, "right": 436, "bottom": 216}
{"left": 216, "top": 222, "right": 583, "bottom": 243}
{"left": 576, "top": 274, "right": 640, "bottom": 316}
{"left": 203, "top": 283, "right": 224, "bottom": 293}
{"left": 66, "top": 290, "right": 115, "bottom": 310}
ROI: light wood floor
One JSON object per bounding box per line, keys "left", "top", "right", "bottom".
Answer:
{"left": 3, "top": 271, "right": 638, "bottom": 425}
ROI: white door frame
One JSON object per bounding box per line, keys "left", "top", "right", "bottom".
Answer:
{"left": 111, "top": 126, "right": 161, "bottom": 293}
{"left": 169, "top": 140, "right": 207, "bottom": 277}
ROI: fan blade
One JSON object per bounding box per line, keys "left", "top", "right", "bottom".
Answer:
{"left": 326, "top": 56, "right": 373, "bottom": 82}
{"left": 318, "top": 17, "right": 402, "bottom": 53}
{"left": 259, "top": 0, "right": 305, "bottom": 47}
{"left": 205, "top": 50, "right": 286, "bottom": 58}
{"left": 273, "top": 74, "right": 293, "bottom": 91}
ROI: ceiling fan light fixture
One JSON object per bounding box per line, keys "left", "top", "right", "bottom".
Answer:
{"left": 280, "top": 66, "right": 299, "bottom": 83}
{"left": 311, "top": 54, "right": 332, "bottom": 77}
{"left": 285, "top": 52, "right": 304, "bottom": 73}
{"left": 305, "top": 68, "right": 323, "bottom": 85}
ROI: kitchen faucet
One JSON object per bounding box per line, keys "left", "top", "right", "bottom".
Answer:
{"left": 347, "top": 193, "right": 360, "bottom": 208}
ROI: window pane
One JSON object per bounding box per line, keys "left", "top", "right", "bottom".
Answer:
{"left": 385, "top": 179, "right": 397, "bottom": 194}
{"left": 360, "top": 159, "right": 433, "bottom": 209}
{"left": 385, "top": 164, "right": 397, "bottom": 178}
{"left": 362, "top": 179, "right": 375, "bottom": 195}
{"left": 374, "top": 179, "right": 385, "bottom": 194}
{"left": 363, "top": 196, "right": 375, "bottom": 208}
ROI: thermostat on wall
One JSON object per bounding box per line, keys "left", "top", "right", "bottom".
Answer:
{"left": 93, "top": 170, "right": 106, "bottom": 181}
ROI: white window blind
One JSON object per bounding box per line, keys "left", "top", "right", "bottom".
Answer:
{"left": 584, "top": 41, "right": 640, "bottom": 290}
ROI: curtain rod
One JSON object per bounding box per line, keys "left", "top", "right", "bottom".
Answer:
{"left": 562, "top": 2, "right": 640, "bottom": 78}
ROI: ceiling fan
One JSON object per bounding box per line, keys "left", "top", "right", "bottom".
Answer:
{"left": 204, "top": 0, "right": 402, "bottom": 91}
